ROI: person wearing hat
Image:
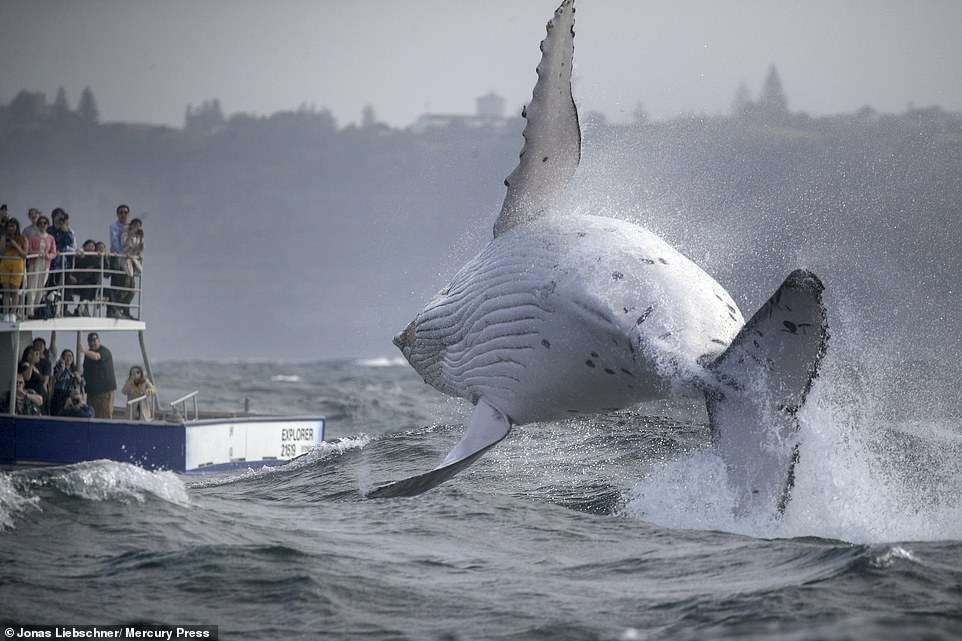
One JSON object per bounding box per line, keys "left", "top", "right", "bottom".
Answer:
{"left": 79, "top": 332, "right": 116, "bottom": 418}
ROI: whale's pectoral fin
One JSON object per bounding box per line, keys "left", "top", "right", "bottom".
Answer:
{"left": 367, "top": 399, "right": 512, "bottom": 499}
{"left": 706, "top": 270, "right": 828, "bottom": 516}
{"left": 494, "top": 0, "right": 579, "bottom": 238}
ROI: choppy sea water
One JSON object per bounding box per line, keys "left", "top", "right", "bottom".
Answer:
{"left": 1, "top": 356, "right": 961, "bottom": 640}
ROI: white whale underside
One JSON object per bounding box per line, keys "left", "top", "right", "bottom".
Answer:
{"left": 412, "top": 214, "right": 744, "bottom": 424}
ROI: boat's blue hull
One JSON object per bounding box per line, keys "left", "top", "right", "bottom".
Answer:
{"left": 0, "top": 414, "right": 325, "bottom": 473}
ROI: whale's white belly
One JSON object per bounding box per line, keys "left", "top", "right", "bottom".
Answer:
{"left": 404, "top": 215, "right": 744, "bottom": 424}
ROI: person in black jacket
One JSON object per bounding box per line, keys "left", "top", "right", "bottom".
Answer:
{"left": 80, "top": 332, "right": 116, "bottom": 418}
{"left": 59, "top": 390, "right": 94, "bottom": 418}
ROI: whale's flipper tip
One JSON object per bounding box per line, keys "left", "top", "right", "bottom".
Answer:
{"left": 367, "top": 399, "right": 512, "bottom": 499}
{"left": 706, "top": 269, "right": 829, "bottom": 516}
{"left": 366, "top": 447, "right": 493, "bottom": 499}
{"left": 494, "top": 0, "right": 579, "bottom": 237}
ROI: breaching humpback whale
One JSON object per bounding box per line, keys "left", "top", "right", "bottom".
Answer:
{"left": 369, "top": 0, "right": 828, "bottom": 516}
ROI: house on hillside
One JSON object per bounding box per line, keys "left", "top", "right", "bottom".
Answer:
{"left": 409, "top": 92, "right": 515, "bottom": 134}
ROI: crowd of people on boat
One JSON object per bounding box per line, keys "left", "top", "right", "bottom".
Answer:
{"left": 0, "top": 203, "right": 146, "bottom": 321}
{"left": 2, "top": 332, "right": 156, "bottom": 420}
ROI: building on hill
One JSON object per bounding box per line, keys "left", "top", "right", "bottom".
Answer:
{"left": 409, "top": 92, "right": 514, "bottom": 134}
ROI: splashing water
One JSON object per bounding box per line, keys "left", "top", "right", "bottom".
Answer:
{"left": 624, "top": 343, "right": 962, "bottom": 543}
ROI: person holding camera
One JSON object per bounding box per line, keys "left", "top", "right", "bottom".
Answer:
{"left": 60, "top": 390, "right": 94, "bottom": 418}
{"left": 122, "top": 365, "right": 156, "bottom": 421}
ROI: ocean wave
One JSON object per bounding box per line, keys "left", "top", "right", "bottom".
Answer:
{"left": 356, "top": 356, "right": 408, "bottom": 368}
{"left": 0, "top": 472, "right": 40, "bottom": 531}
{"left": 869, "top": 545, "right": 920, "bottom": 569}
{"left": 47, "top": 460, "right": 190, "bottom": 506}
{"left": 0, "top": 462, "right": 188, "bottom": 531}
{"left": 270, "top": 374, "right": 303, "bottom": 383}
{"left": 186, "top": 434, "right": 373, "bottom": 489}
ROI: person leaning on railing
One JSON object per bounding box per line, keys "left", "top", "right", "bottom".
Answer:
{"left": 26, "top": 214, "right": 58, "bottom": 318}
{"left": 51, "top": 210, "right": 77, "bottom": 287}
{"left": 68, "top": 240, "right": 102, "bottom": 316}
{"left": 0, "top": 217, "right": 28, "bottom": 321}
{"left": 122, "top": 365, "right": 156, "bottom": 421}
{"left": 1, "top": 375, "right": 43, "bottom": 416}
{"left": 108, "top": 204, "right": 131, "bottom": 318}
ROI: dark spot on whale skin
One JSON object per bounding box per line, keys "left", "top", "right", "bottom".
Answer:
{"left": 612, "top": 271, "right": 624, "bottom": 281}
{"left": 577, "top": 232, "right": 587, "bottom": 238}
{"left": 586, "top": 360, "right": 596, "bottom": 368}
{"left": 727, "top": 304, "right": 738, "bottom": 315}
{"left": 636, "top": 305, "right": 654, "bottom": 325}
{"left": 781, "top": 320, "right": 813, "bottom": 334}
{"left": 711, "top": 338, "right": 727, "bottom": 346}
{"left": 591, "top": 352, "right": 599, "bottom": 358}
{"left": 642, "top": 258, "right": 655, "bottom": 265}
{"left": 658, "top": 258, "right": 669, "bottom": 265}
{"left": 567, "top": 409, "right": 580, "bottom": 414}
{"left": 542, "top": 156, "right": 549, "bottom": 162}
{"left": 541, "top": 339, "right": 551, "bottom": 349}
{"left": 604, "top": 368, "right": 616, "bottom": 375}
{"left": 621, "top": 368, "right": 633, "bottom": 376}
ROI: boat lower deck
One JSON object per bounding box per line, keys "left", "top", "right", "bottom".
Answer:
{"left": 0, "top": 413, "right": 325, "bottom": 473}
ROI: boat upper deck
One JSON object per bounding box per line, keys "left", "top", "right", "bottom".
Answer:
{"left": 0, "top": 250, "right": 144, "bottom": 334}
{"left": 1, "top": 252, "right": 148, "bottom": 416}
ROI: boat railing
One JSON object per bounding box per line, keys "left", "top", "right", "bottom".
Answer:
{"left": 126, "top": 394, "right": 148, "bottom": 420}
{"left": 3, "top": 250, "right": 142, "bottom": 321}
{"left": 170, "top": 391, "right": 200, "bottom": 421}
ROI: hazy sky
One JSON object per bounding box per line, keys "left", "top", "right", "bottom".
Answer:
{"left": 3, "top": 1, "right": 961, "bottom": 129}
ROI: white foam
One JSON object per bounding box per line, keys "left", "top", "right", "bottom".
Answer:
{"left": 869, "top": 545, "right": 919, "bottom": 569}
{"left": 623, "top": 373, "right": 962, "bottom": 543}
{"left": 299, "top": 434, "right": 372, "bottom": 463}
{"left": 0, "top": 472, "right": 39, "bottom": 531}
{"left": 623, "top": 450, "right": 763, "bottom": 537}
{"left": 780, "top": 393, "right": 962, "bottom": 543}
{"left": 49, "top": 460, "right": 190, "bottom": 506}
{"left": 356, "top": 356, "right": 408, "bottom": 368}
{"left": 270, "top": 374, "right": 302, "bottom": 383}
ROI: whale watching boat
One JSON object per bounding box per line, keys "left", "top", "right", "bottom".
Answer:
{"left": 0, "top": 252, "right": 325, "bottom": 472}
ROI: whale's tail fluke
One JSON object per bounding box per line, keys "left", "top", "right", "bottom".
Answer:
{"left": 705, "top": 270, "right": 829, "bottom": 516}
